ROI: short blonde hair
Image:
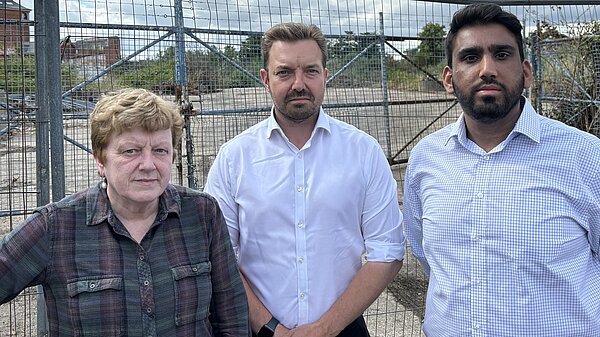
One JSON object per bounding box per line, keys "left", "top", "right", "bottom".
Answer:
{"left": 90, "top": 88, "right": 184, "bottom": 163}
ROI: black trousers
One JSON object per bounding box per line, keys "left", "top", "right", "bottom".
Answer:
{"left": 337, "top": 315, "right": 370, "bottom": 337}
{"left": 252, "top": 315, "right": 370, "bottom": 337}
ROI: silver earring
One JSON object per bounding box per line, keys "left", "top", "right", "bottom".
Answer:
{"left": 100, "top": 177, "right": 107, "bottom": 189}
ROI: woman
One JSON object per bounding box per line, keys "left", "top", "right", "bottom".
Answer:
{"left": 0, "top": 88, "right": 249, "bottom": 336}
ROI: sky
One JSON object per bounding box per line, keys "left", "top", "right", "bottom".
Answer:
{"left": 18, "top": 0, "right": 600, "bottom": 35}
{"left": 16, "top": 0, "right": 600, "bottom": 57}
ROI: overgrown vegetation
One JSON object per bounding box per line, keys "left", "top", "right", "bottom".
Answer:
{"left": 0, "top": 54, "right": 90, "bottom": 95}
{"left": 390, "top": 23, "right": 446, "bottom": 90}
{"left": 0, "top": 23, "right": 449, "bottom": 100}
{"left": 409, "top": 22, "right": 446, "bottom": 68}
{"left": 531, "top": 20, "right": 600, "bottom": 136}
{"left": 0, "top": 55, "right": 41, "bottom": 95}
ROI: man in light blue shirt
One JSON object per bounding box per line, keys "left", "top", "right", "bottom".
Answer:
{"left": 403, "top": 4, "right": 600, "bottom": 336}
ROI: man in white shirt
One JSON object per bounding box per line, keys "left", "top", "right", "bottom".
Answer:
{"left": 204, "top": 22, "right": 405, "bottom": 337}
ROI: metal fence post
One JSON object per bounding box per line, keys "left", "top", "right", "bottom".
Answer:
{"left": 531, "top": 21, "right": 542, "bottom": 112}
{"left": 174, "top": 0, "right": 197, "bottom": 189}
{"left": 37, "top": 0, "right": 65, "bottom": 202}
{"left": 33, "top": 1, "right": 50, "bottom": 334}
{"left": 379, "top": 12, "right": 392, "bottom": 159}
{"left": 34, "top": 0, "right": 64, "bottom": 335}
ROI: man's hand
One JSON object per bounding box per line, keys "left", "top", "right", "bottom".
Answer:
{"left": 278, "top": 321, "right": 333, "bottom": 337}
{"left": 285, "top": 260, "right": 403, "bottom": 337}
{"left": 273, "top": 323, "right": 291, "bottom": 337}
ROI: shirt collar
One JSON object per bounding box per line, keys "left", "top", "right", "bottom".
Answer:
{"left": 87, "top": 182, "right": 181, "bottom": 226}
{"left": 266, "top": 106, "right": 331, "bottom": 139}
{"left": 446, "top": 96, "right": 541, "bottom": 146}
{"left": 510, "top": 97, "right": 540, "bottom": 143}
{"left": 447, "top": 113, "right": 467, "bottom": 145}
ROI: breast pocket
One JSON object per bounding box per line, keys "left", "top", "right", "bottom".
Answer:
{"left": 67, "top": 276, "right": 125, "bottom": 337}
{"left": 172, "top": 261, "right": 212, "bottom": 326}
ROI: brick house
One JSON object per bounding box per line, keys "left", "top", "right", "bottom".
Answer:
{"left": 60, "top": 36, "right": 122, "bottom": 75}
{"left": 0, "top": 0, "right": 31, "bottom": 55}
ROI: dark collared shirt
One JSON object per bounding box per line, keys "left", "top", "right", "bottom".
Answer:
{"left": 0, "top": 183, "right": 249, "bottom": 337}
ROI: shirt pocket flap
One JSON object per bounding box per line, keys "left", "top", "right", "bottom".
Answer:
{"left": 172, "top": 261, "right": 211, "bottom": 281}
{"left": 67, "top": 276, "right": 123, "bottom": 297}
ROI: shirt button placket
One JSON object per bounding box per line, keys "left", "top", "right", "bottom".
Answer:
{"left": 137, "top": 247, "right": 156, "bottom": 336}
{"left": 470, "top": 153, "right": 491, "bottom": 336}
{"left": 294, "top": 149, "right": 309, "bottom": 322}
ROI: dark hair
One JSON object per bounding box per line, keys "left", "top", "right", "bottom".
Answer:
{"left": 261, "top": 22, "right": 327, "bottom": 69}
{"left": 445, "top": 3, "right": 524, "bottom": 67}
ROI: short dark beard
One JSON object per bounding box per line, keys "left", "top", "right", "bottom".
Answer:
{"left": 273, "top": 90, "right": 319, "bottom": 124}
{"left": 274, "top": 104, "right": 318, "bottom": 124}
{"left": 454, "top": 76, "right": 524, "bottom": 123}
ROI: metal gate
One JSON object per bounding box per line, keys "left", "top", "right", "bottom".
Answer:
{"left": 1, "top": 1, "right": 600, "bottom": 336}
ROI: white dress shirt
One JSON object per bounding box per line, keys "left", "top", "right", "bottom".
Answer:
{"left": 204, "top": 108, "right": 405, "bottom": 328}
{"left": 404, "top": 98, "right": 600, "bottom": 336}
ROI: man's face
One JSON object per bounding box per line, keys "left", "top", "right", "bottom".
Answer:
{"left": 260, "top": 39, "right": 328, "bottom": 124}
{"left": 443, "top": 23, "right": 532, "bottom": 123}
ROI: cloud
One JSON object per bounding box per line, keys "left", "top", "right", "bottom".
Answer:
{"left": 20, "top": 0, "right": 600, "bottom": 35}
{"left": 17, "top": 0, "right": 600, "bottom": 58}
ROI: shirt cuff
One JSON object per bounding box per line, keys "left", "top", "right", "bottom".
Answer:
{"left": 364, "top": 239, "right": 406, "bottom": 262}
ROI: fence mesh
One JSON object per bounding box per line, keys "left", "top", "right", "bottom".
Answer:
{"left": 1, "top": 1, "right": 600, "bottom": 336}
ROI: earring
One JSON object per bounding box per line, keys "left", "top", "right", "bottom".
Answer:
{"left": 100, "top": 177, "right": 107, "bottom": 189}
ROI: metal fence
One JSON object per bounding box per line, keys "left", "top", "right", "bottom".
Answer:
{"left": 1, "top": 0, "right": 599, "bottom": 336}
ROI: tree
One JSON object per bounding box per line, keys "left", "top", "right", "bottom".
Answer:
{"left": 239, "top": 35, "right": 262, "bottom": 65}
{"left": 328, "top": 31, "right": 379, "bottom": 60}
{"left": 414, "top": 23, "right": 446, "bottom": 67}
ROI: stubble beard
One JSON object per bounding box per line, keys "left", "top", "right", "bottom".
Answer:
{"left": 273, "top": 90, "right": 321, "bottom": 124}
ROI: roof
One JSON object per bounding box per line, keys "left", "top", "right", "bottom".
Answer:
{"left": 0, "top": 0, "right": 31, "bottom": 12}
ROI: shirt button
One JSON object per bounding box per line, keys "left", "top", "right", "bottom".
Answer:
{"left": 298, "top": 222, "right": 304, "bottom": 228}
{"left": 299, "top": 292, "right": 306, "bottom": 300}
{"left": 298, "top": 257, "right": 304, "bottom": 264}
{"left": 484, "top": 155, "right": 491, "bottom": 161}
{"left": 297, "top": 185, "right": 303, "bottom": 192}
{"left": 476, "top": 192, "right": 484, "bottom": 199}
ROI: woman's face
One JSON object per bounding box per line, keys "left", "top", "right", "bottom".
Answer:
{"left": 95, "top": 127, "right": 173, "bottom": 210}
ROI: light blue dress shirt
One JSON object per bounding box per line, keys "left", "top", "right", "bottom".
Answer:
{"left": 404, "top": 97, "right": 600, "bottom": 336}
